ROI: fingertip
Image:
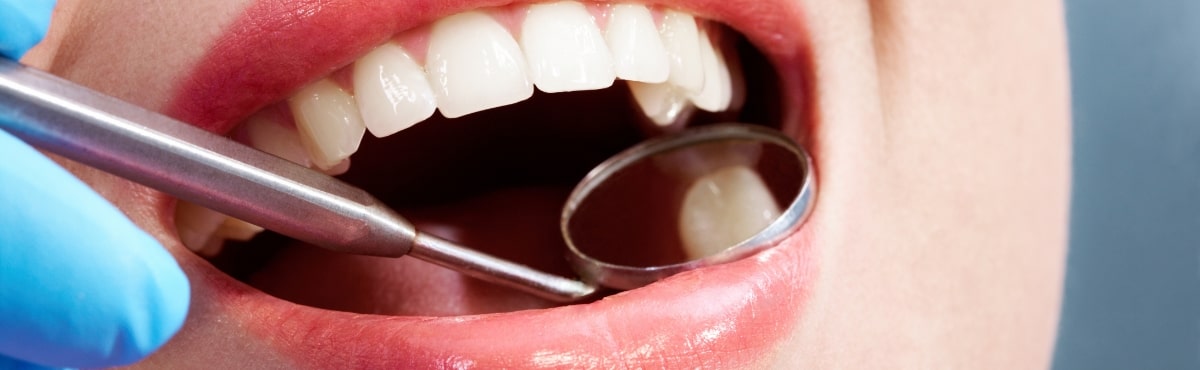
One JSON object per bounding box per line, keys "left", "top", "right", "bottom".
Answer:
{"left": 0, "top": 132, "right": 190, "bottom": 367}
{"left": 0, "top": 0, "right": 56, "bottom": 60}
{"left": 0, "top": 355, "right": 57, "bottom": 370}
{"left": 131, "top": 229, "right": 191, "bottom": 361}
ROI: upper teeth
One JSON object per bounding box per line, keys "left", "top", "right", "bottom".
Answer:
{"left": 246, "top": 1, "right": 737, "bottom": 172}
{"left": 181, "top": 2, "right": 745, "bottom": 258}
{"left": 353, "top": 43, "right": 438, "bottom": 137}
{"left": 521, "top": 2, "right": 616, "bottom": 93}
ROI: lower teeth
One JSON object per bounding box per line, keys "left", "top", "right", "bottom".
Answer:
{"left": 175, "top": 201, "right": 263, "bottom": 257}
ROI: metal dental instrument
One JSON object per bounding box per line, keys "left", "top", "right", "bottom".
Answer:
{"left": 562, "top": 123, "right": 816, "bottom": 290}
{"left": 0, "top": 59, "right": 815, "bottom": 302}
{"left": 0, "top": 59, "right": 593, "bottom": 301}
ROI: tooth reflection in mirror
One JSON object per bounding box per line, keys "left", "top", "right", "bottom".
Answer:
{"left": 563, "top": 125, "right": 810, "bottom": 291}
{"left": 678, "top": 165, "right": 780, "bottom": 259}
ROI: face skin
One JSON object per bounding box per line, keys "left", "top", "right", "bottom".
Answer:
{"left": 23, "top": 0, "right": 1069, "bottom": 368}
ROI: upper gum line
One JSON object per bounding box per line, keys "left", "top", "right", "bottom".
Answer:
{"left": 383, "top": 3, "right": 670, "bottom": 67}
{"left": 347, "top": 2, "right": 724, "bottom": 90}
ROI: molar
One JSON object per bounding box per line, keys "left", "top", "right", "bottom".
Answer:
{"left": 353, "top": 43, "right": 437, "bottom": 138}
{"left": 426, "top": 11, "right": 534, "bottom": 118}
{"left": 520, "top": 1, "right": 616, "bottom": 93}
{"left": 605, "top": 4, "right": 670, "bottom": 83}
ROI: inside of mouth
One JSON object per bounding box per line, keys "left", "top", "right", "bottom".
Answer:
{"left": 179, "top": 21, "right": 781, "bottom": 317}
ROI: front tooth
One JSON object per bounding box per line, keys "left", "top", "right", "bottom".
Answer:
{"left": 678, "top": 165, "right": 782, "bottom": 259}
{"left": 288, "top": 79, "right": 367, "bottom": 169}
{"left": 659, "top": 10, "right": 705, "bottom": 93}
{"left": 427, "top": 11, "right": 533, "bottom": 118}
{"left": 353, "top": 43, "right": 437, "bottom": 138}
{"left": 628, "top": 81, "right": 694, "bottom": 126}
{"left": 241, "top": 112, "right": 312, "bottom": 167}
{"left": 604, "top": 4, "right": 669, "bottom": 83}
{"left": 689, "top": 30, "right": 733, "bottom": 112}
{"left": 521, "top": 1, "right": 616, "bottom": 93}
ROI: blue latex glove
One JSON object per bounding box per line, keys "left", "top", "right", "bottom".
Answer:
{"left": 0, "top": 0, "right": 191, "bottom": 368}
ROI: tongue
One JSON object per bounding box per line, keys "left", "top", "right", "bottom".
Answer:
{"left": 246, "top": 187, "right": 576, "bottom": 316}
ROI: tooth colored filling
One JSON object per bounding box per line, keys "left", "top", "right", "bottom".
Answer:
{"left": 177, "top": 1, "right": 747, "bottom": 270}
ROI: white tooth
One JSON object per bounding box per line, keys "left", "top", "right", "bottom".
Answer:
{"left": 320, "top": 158, "right": 351, "bottom": 176}
{"left": 242, "top": 113, "right": 312, "bottom": 167}
{"left": 628, "top": 81, "right": 693, "bottom": 126}
{"left": 427, "top": 11, "right": 533, "bottom": 118}
{"left": 689, "top": 30, "right": 733, "bottom": 112}
{"left": 353, "top": 43, "right": 437, "bottom": 137}
{"left": 216, "top": 217, "right": 265, "bottom": 242}
{"left": 678, "top": 165, "right": 782, "bottom": 259}
{"left": 174, "top": 201, "right": 228, "bottom": 257}
{"left": 521, "top": 1, "right": 616, "bottom": 93}
{"left": 604, "top": 4, "right": 669, "bottom": 83}
{"left": 659, "top": 10, "right": 704, "bottom": 93}
{"left": 288, "top": 79, "right": 367, "bottom": 169}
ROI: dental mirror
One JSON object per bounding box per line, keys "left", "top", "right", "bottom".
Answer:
{"left": 562, "top": 123, "right": 816, "bottom": 290}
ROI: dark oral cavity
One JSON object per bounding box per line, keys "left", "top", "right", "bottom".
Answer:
{"left": 182, "top": 18, "right": 781, "bottom": 317}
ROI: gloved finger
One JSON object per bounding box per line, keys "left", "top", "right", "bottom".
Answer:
{"left": 0, "top": 354, "right": 58, "bottom": 370}
{"left": 0, "top": 130, "right": 190, "bottom": 368}
{"left": 0, "top": 0, "right": 56, "bottom": 59}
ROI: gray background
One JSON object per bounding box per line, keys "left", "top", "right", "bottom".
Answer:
{"left": 1054, "top": 0, "right": 1200, "bottom": 368}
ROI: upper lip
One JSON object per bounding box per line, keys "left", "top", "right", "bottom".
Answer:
{"left": 155, "top": 0, "right": 819, "bottom": 366}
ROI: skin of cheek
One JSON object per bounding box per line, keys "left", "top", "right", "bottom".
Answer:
{"left": 26, "top": 0, "right": 251, "bottom": 111}
{"left": 768, "top": 0, "right": 1069, "bottom": 368}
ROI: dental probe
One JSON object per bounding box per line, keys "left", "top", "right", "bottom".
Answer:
{"left": 0, "top": 59, "right": 596, "bottom": 302}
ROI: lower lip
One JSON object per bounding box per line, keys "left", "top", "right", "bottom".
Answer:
{"left": 171, "top": 223, "right": 818, "bottom": 367}
{"left": 159, "top": 0, "right": 818, "bottom": 366}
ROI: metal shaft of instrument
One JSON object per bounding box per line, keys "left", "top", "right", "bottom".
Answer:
{"left": 0, "top": 59, "right": 594, "bottom": 302}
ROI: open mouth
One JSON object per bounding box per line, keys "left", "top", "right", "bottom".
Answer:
{"left": 151, "top": 0, "right": 817, "bottom": 367}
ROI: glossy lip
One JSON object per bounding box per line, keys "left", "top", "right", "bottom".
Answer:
{"left": 155, "top": 0, "right": 819, "bottom": 367}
